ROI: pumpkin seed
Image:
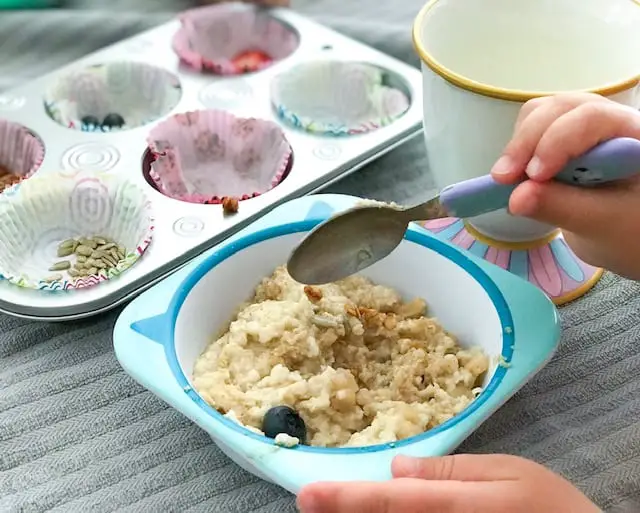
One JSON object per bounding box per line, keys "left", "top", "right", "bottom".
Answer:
{"left": 311, "top": 314, "right": 340, "bottom": 329}
{"left": 99, "top": 242, "right": 115, "bottom": 251}
{"left": 75, "top": 245, "right": 93, "bottom": 257}
{"left": 91, "top": 250, "right": 107, "bottom": 259}
{"left": 79, "top": 237, "right": 98, "bottom": 249}
{"left": 117, "top": 245, "right": 126, "bottom": 255}
{"left": 58, "top": 238, "right": 76, "bottom": 250}
{"left": 67, "top": 268, "right": 81, "bottom": 278}
{"left": 95, "top": 236, "right": 112, "bottom": 244}
{"left": 57, "top": 245, "right": 74, "bottom": 257}
{"left": 76, "top": 255, "right": 87, "bottom": 263}
{"left": 44, "top": 273, "right": 63, "bottom": 283}
{"left": 49, "top": 261, "right": 71, "bottom": 271}
{"left": 102, "top": 254, "right": 117, "bottom": 267}
{"left": 93, "top": 259, "right": 106, "bottom": 269}
{"left": 87, "top": 267, "right": 98, "bottom": 275}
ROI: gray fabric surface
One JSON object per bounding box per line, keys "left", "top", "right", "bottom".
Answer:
{"left": 1, "top": 1, "right": 639, "bottom": 512}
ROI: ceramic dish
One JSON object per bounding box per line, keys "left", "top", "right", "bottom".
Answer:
{"left": 114, "top": 194, "right": 560, "bottom": 492}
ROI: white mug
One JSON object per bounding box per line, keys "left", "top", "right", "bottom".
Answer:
{"left": 413, "top": 0, "right": 640, "bottom": 242}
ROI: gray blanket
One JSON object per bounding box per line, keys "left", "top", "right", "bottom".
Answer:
{"left": 1, "top": 1, "right": 640, "bottom": 512}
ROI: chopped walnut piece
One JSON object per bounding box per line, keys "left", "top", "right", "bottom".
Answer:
{"left": 345, "top": 304, "right": 360, "bottom": 318}
{"left": 304, "top": 285, "right": 323, "bottom": 302}
{"left": 345, "top": 305, "right": 385, "bottom": 327}
{"left": 359, "top": 307, "right": 378, "bottom": 320}
{"left": 221, "top": 196, "right": 239, "bottom": 214}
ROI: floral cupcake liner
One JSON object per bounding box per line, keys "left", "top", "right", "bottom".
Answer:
{"left": 172, "top": 2, "right": 299, "bottom": 75}
{"left": 271, "top": 60, "right": 411, "bottom": 136}
{"left": 147, "top": 109, "right": 292, "bottom": 204}
{"left": 0, "top": 120, "right": 45, "bottom": 192}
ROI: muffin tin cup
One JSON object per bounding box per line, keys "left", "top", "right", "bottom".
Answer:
{"left": 44, "top": 62, "right": 182, "bottom": 133}
{"left": 271, "top": 60, "right": 411, "bottom": 135}
{"left": 0, "top": 120, "right": 45, "bottom": 191}
{"left": 0, "top": 171, "right": 154, "bottom": 291}
{"left": 172, "top": 2, "right": 299, "bottom": 75}
{"left": 147, "top": 109, "right": 292, "bottom": 204}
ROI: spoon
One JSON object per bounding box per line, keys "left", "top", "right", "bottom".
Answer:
{"left": 288, "top": 136, "right": 640, "bottom": 285}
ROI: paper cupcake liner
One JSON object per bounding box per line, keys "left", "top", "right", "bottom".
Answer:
{"left": 271, "top": 61, "right": 411, "bottom": 135}
{"left": 0, "top": 120, "right": 45, "bottom": 192}
{"left": 146, "top": 109, "right": 292, "bottom": 203}
{"left": 172, "top": 3, "right": 299, "bottom": 75}
{"left": 0, "top": 171, "right": 154, "bottom": 291}
{"left": 44, "top": 62, "right": 182, "bottom": 133}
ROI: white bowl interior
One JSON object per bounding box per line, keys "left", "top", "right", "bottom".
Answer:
{"left": 419, "top": 0, "right": 640, "bottom": 92}
{"left": 174, "top": 231, "right": 504, "bottom": 394}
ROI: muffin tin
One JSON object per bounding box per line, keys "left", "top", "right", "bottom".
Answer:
{"left": 0, "top": 5, "right": 422, "bottom": 321}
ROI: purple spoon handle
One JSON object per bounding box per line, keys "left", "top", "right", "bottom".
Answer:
{"left": 439, "top": 137, "right": 640, "bottom": 219}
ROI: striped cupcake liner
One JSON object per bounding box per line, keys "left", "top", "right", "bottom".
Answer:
{"left": 0, "top": 171, "right": 154, "bottom": 291}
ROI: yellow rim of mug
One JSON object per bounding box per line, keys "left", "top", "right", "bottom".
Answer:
{"left": 412, "top": 0, "right": 640, "bottom": 102}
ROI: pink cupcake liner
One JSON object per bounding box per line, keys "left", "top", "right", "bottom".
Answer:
{"left": 0, "top": 120, "right": 45, "bottom": 183}
{"left": 172, "top": 3, "right": 299, "bottom": 75}
{"left": 146, "top": 109, "right": 292, "bottom": 203}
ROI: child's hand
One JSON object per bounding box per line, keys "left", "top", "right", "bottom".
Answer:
{"left": 490, "top": 92, "right": 640, "bottom": 280}
{"left": 297, "top": 454, "right": 600, "bottom": 513}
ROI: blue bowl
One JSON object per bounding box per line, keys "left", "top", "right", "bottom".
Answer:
{"left": 114, "top": 194, "right": 560, "bottom": 492}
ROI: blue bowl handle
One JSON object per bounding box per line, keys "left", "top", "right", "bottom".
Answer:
{"left": 130, "top": 312, "right": 172, "bottom": 346}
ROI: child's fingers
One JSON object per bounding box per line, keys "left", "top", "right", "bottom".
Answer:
{"left": 491, "top": 99, "right": 578, "bottom": 183}
{"left": 391, "top": 454, "right": 524, "bottom": 482}
{"left": 297, "top": 478, "right": 500, "bottom": 513}
{"left": 526, "top": 102, "right": 640, "bottom": 181}
{"left": 508, "top": 179, "right": 634, "bottom": 236}
{"left": 491, "top": 93, "right": 614, "bottom": 184}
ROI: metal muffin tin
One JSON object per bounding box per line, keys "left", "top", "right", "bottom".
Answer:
{"left": 0, "top": 7, "right": 423, "bottom": 321}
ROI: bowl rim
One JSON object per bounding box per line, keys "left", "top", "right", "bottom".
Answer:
{"left": 160, "top": 218, "right": 515, "bottom": 453}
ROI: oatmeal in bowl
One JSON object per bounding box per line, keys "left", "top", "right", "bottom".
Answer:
{"left": 160, "top": 218, "right": 513, "bottom": 459}
{"left": 192, "top": 265, "right": 489, "bottom": 448}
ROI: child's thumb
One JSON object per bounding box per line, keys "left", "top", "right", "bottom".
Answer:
{"left": 508, "top": 179, "right": 625, "bottom": 236}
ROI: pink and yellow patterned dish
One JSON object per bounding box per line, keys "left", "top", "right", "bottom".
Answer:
{"left": 147, "top": 109, "right": 292, "bottom": 204}
{"left": 172, "top": 2, "right": 299, "bottom": 75}
{"left": 0, "top": 120, "right": 45, "bottom": 191}
{"left": 0, "top": 171, "right": 154, "bottom": 291}
{"left": 421, "top": 219, "right": 602, "bottom": 306}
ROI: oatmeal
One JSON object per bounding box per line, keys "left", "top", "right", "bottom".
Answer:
{"left": 192, "top": 266, "right": 489, "bottom": 447}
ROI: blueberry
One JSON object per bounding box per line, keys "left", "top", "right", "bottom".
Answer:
{"left": 262, "top": 406, "right": 307, "bottom": 444}
{"left": 81, "top": 115, "right": 100, "bottom": 130}
{"left": 102, "top": 113, "right": 125, "bottom": 129}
